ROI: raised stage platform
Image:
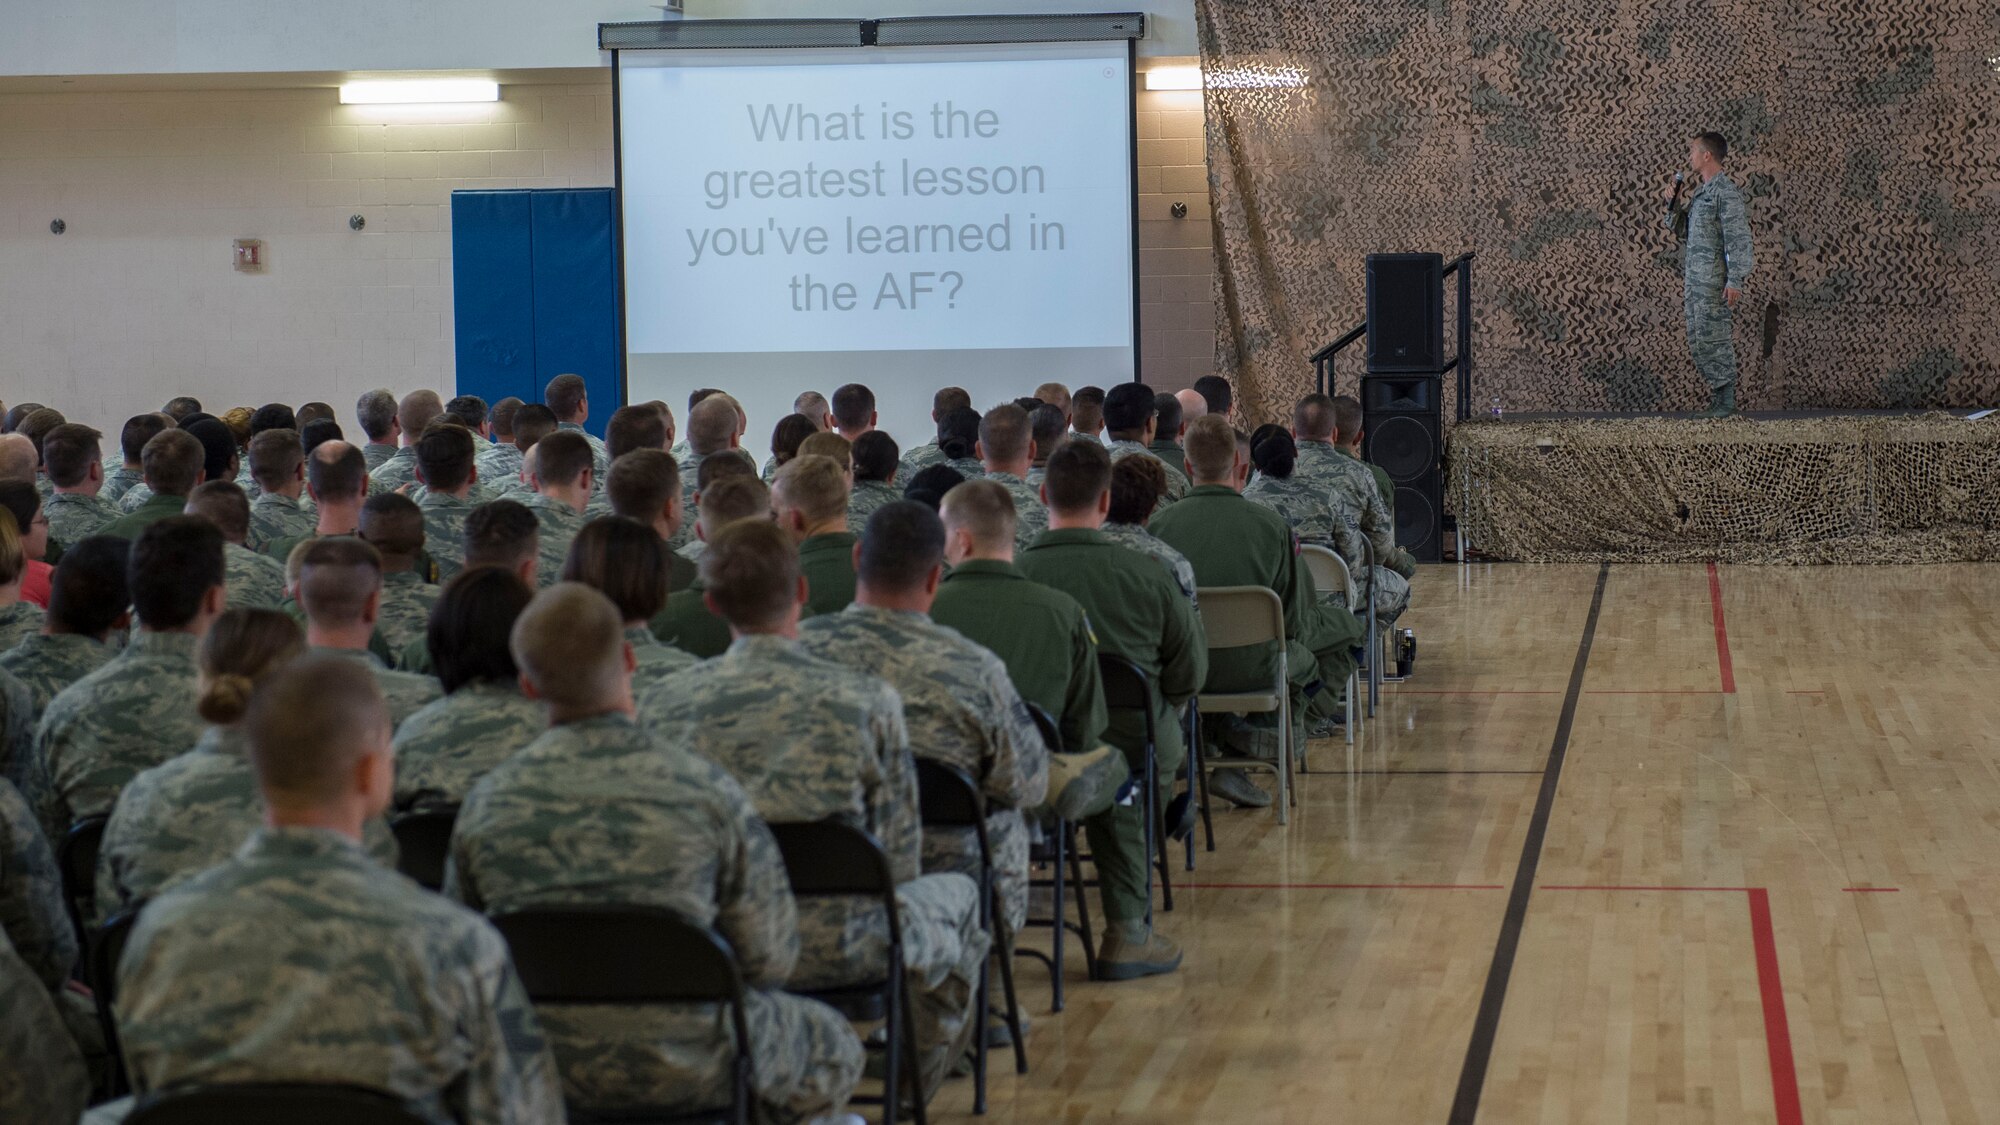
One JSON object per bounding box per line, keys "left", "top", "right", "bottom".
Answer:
{"left": 1448, "top": 412, "right": 2000, "bottom": 564}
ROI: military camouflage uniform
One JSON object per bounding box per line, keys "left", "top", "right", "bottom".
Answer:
{"left": 558, "top": 421, "right": 610, "bottom": 481}
{"left": 1, "top": 776, "right": 75, "bottom": 995}
{"left": 1291, "top": 442, "right": 1415, "bottom": 623}
{"left": 846, "top": 479, "right": 900, "bottom": 528}
{"left": 418, "top": 491, "right": 478, "bottom": 585}
{"left": 32, "top": 630, "right": 203, "bottom": 837}
{"left": 43, "top": 492, "right": 118, "bottom": 546}
{"left": 476, "top": 443, "right": 524, "bottom": 494}
{"left": 901, "top": 440, "right": 946, "bottom": 478}
{"left": 627, "top": 624, "right": 697, "bottom": 695}
{"left": 635, "top": 638, "right": 985, "bottom": 1099}
{"left": 378, "top": 570, "right": 442, "bottom": 661}
{"left": 982, "top": 471, "right": 1049, "bottom": 553}
{"left": 393, "top": 680, "right": 547, "bottom": 812}
{"left": 1098, "top": 521, "right": 1199, "bottom": 605}
{"left": 362, "top": 442, "right": 397, "bottom": 473}
{"left": 369, "top": 446, "right": 421, "bottom": 494}
{"left": 449, "top": 712, "right": 864, "bottom": 1121}
{"left": 116, "top": 482, "right": 152, "bottom": 513}
{"left": 522, "top": 494, "right": 585, "bottom": 589}
{"left": 799, "top": 605, "right": 1048, "bottom": 934}
{"left": 112, "top": 826, "right": 563, "bottom": 1124}
{"left": 1669, "top": 172, "right": 1756, "bottom": 393}
{"left": 0, "top": 668, "right": 33, "bottom": 793}
{"left": 96, "top": 725, "right": 399, "bottom": 925}
{"left": 310, "top": 646, "right": 442, "bottom": 727}
{"left": 0, "top": 928, "right": 89, "bottom": 1125}
{"left": 1107, "top": 439, "right": 1189, "bottom": 502}
{"left": 222, "top": 542, "right": 289, "bottom": 610}
{"left": 676, "top": 449, "right": 710, "bottom": 504}
{"left": 101, "top": 465, "right": 144, "bottom": 505}
{"left": 0, "top": 633, "right": 114, "bottom": 727}
{"left": 944, "top": 456, "right": 986, "bottom": 482}
{"left": 247, "top": 491, "right": 317, "bottom": 555}
{"left": 0, "top": 602, "right": 44, "bottom": 652}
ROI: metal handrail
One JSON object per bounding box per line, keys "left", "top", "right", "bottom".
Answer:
{"left": 1308, "top": 252, "right": 1475, "bottom": 422}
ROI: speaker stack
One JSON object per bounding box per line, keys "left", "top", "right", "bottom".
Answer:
{"left": 1361, "top": 253, "right": 1447, "bottom": 562}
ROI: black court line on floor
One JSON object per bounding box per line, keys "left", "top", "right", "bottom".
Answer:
{"left": 1446, "top": 561, "right": 1610, "bottom": 1125}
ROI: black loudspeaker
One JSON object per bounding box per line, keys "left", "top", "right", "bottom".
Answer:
{"left": 1361, "top": 374, "right": 1443, "bottom": 563}
{"left": 1365, "top": 253, "right": 1445, "bottom": 373}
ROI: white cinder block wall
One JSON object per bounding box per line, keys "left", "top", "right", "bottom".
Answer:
{"left": 0, "top": 78, "right": 1213, "bottom": 439}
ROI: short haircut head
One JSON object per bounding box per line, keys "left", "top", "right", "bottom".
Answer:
{"left": 1, "top": 404, "right": 43, "bottom": 433}
{"left": 356, "top": 389, "right": 397, "bottom": 441}
{"left": 858, "top": 501, "right": 945, "bottom": 591}
{"left": 247, "top": 429, "right": 304, "bottom": 490}
{"left": 1183, "top": 415, "right": 1238, "bottom": 481}
{"left": 131, "top": 516, "right": 225, "bottom": 629}
{"left": 831, "top": 383, "right": 876, "bottom": 431}
{"left": 543, "top": 373, "right": 588, "bottom": 421}
{"left": 142, "top": 428, "right": 205, "bottom": 496}
{"left": 162, "top": 397, "right": 203, "bottom": 421}
{"left": 852, "top": 431, "right": 900, "bottom": 483}
{"left": 698, "top": 449, "right": 758, "bottom": 491}
{"left": 769, "top": 413, "right": 817, "bottom": 467}
{"left": 1072, "top": 386, "right": 1106, "bottom": 432}
{"left": 1694, "top": 131, "right": 1728, "bottom": 162}
{"left": 606, "top": 450, "right": 679, "bottom": 524}
{"left": 416, "top": 421, "right": 476, "bottom": 492}
{"left": 444, "top": 395, "right": 488, "bottom": 431}
{"left": 1332, "top": 394, "right": 1366, "bottom": 442}
{"left": 1033, "top": 382, "right": 1072, "bottom": 414}
{"left": 250, "top": 403, "right": 297, "bottom": 436}
{"left": 19, "top": 409, "right": 66, "bottom": 459}
{"left": 1108, "top": 454, "right": 1167, "bottom": 524}
{"left": 1293, "top": 393, "right": 1338, "bottom": 441}
{"left": 120, "top": 414, "right": 168, "bottom": 464}
{"left": 978, "top": 403, "right": 1032, "bottom": 464}
{"left": 533, "top": 430, "right": 593, "bottom": 488}
{"left": 186, "top": 480, "right": 253, "bottom": 542}
{"left": 793, "top": 391, "right": 830, "bottom": 425}
{"left": 940, "top": 478, "right": 1017, "bottom": 551}
{"left": 561, "top": 517, "right": 667, "bottom": 622}
{"left": 687, "top": 394, "right": 741, "bottom": 455}
{"left": 511, "top": 582, "right": 626, "bottom": 708}
{"left": 932, "top": 386, "right": 972, "bottom": 416}
{"left": 688, "top": 388, "right": 722, "bottom": 411}
{"left": 396, "top": 390, "right": 443, "bottom": 439}
{"left": 42, "top": 424, "right": 102, "bottom": 488}
{"left": 1051, "top": 438, "right": 1117, "bottom": 513}
{"left": 902, "top": 464, "right": 966, "bottom": 510}
{"left": 0, "top": 436, "right": 32, "bottom": 483}
{"left": 430, "top": 566, "right": 534, "bottom": 694}
{"left": 308, "top": 441, "right": 368, "bottom": 502}
{"left": 1250, "top": 423, "right": 1297, "bottom": 479}
{"left": 796, "top": 431, "right": 851, "bottom": 470}
{"left": 938, "top": 407, "right": 981, "bottom": 460}
{"left": 246, "top": 652, "right": 390, "bottom": 807}
{"left": 298, "top": 536, "right": 383, "bottom": 628}
{"left": 183, "top": 418, "right": 239, "bottom": 485}
{"left": 490, "top": 396, "right": 524, "bottom": 437}
{"left": 701, "top": 516, "right": 800, "bottom": 630}
{"left": 1028, "top": 405, "right": 1067, "bottom": 460}
{"left": 512, "top": 404, "right": 558, "bottom": 452}
{"left": 773, "top": 455, "right": 849, "bottom": 524}
{"left": 295, "top": 402, "right": 334, "bottom": 429}
{"left": 606, "top": 404, "right": 667, "bottom": 461}
{"left": 1102, "top": 383, "right": 1158, "bottom": 436}
{"left": 300, "top": 419, "right": 343, "bottom": 456}
{"left": 1193, "top": 375, "right": 1233, "bottom": 416}
{"left": 698, "top": 475, "right": 771, "bottom": 534}
{"left": 197, "top": 608, "right": 306, "bottom": 726}
{"left": 465, "top": 499, "right": 541, "bottom": 571}
{"left": 359, "top": 492, "right": 425, "bottom": 559}
{"left": 1153, "top": 392, "right": 1183, "bottom": 437}
{"left": 47, "top": 536, "right": 128, "bottom": 636}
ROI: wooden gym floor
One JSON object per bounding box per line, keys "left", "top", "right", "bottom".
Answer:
{"left": 936, "top": 562, "right": 2000, "bottom": 1124}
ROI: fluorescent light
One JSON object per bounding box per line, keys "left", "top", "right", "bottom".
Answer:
{"left": 1145, "top": 66, "right": 1202, "bottom": 91}
{"left": 339, "top": 79, "right": 499, "bottom": 105}
{"left": 1144, "top": 65, "right": 1309, "bottom": 91}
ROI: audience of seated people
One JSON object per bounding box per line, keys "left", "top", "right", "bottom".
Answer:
{"left": 0, "top": 372, "right": 1416, "bottom": 1122}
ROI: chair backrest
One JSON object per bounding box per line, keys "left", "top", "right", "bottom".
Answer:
{"left": 1195, "top": 586, "right": 1286, "bottom": 650}
{"left": 58, "top": 814, "right": 108, "bottom": 931}
{"left": 1097, "top": 652, "right": 1151, "bottom": 712}
{"left": 126, "top": 1083, "right": 433, "bottom": 1125}
{"left": 1024, "top": 701, "right": 1062, "bottom": 756}
{"left": 914, "top": 758, "right": 985, "bottom": 830}
{"left": 1299, "top": 544, "right": 1351, "bottom": 599}
{"left": 388, "top": 804, "right": 458, "bottom": 891}
{"left": 766, "top": 820, "right": 895, "bottom": 899}
{"left": 91, "top": 904, "right": 143, "bottom": 1004}
{"left": 492, "top": 906, "right": 745, "bottom": 1006}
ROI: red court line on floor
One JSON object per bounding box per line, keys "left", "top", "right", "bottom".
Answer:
{"left": 1708, "top": 562, "right": 1738, "bottom": 694}
{"left": 1179, "top": 882, "right": 1505, "bottom": 890}
{"left": 1542, "top": 884, "right": 1800, "bottom": 1125}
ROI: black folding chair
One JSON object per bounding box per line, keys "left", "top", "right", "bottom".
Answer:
{"left": 90, "top": 902, "right": 143, "bottom": 1098}
{"left": 1096, "top": 654, "right": 1173, "bottom": 918}
{"left": 57, "top": 814, "right": 108, "bottom": 946}
{"left": 493, "top": 906, "right": 753, "bottom": 1125}
{"left": 1019, "top": 703, "right": 1095, "bottom": 1008}
{"left": 768, "top": 820, "right": 925, "bottom": 1125}
{"left": 1182, "top": 700, "right": 1216, "bottom": 864}
{"left": 388, "top": 804, "right": 458, "bottom": 892}
{"left": 126, "top": 1083, "right": 433, "bottom": 1124}
{"left": 913, "top": 758, "right": 1026, "bottom": 1112}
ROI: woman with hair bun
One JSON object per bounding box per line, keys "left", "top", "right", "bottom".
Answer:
{"left": 1243, "top": 423, "right": 1339, "bottom": 548}
{"left": 95, "top": 608, "right": 397, "bottom": 920}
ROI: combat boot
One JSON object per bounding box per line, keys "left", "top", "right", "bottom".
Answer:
{"left": 1098, "top": 920, "right": 1184, "bottom": 981}
{"left": 1702, "top": 384, "right": 1738, "bottom": 418}
{"left": 1043, "top": 745, "right": 1130, "bottom": 821}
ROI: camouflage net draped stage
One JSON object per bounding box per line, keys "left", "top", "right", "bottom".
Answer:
{"left": 1195, "top": 0, "right": 2000, "bottom": 422}
{"left": 1451, "top": 415, "right": 2000, "bottom": 563}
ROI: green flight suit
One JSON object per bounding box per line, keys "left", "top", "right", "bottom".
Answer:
{"left": 666, "top": 551, "right": 698, "bottom": 595}
{"left": 98, "top": 491, "right": 189, "bottom": 541}
{"left": 798, "top": 532, "right": 858, "bottom": 618}
{"left": 1017, "top": 528, "right": 1204, "bottom": 923}
{"left": 654, "top": 581, "right": 733, "bottom": 658}
{"left": 929, "top": 559, "right": 1108, "bottom": 759}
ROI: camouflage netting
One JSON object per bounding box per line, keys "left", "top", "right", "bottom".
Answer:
{"left": 1449, "top": 415, "right": 2000, "bottom": 563}
{"left": 1194, "top": 0, "right": 2000, "bottom": 422}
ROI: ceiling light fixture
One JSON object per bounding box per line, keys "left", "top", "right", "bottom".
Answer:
{"left": 339, "top": 79, "right": 499, "bottom": 105}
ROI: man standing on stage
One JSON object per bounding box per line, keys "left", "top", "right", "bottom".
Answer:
{"left": 1664, "top": 131, "right": 1755, "bottom": 418}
